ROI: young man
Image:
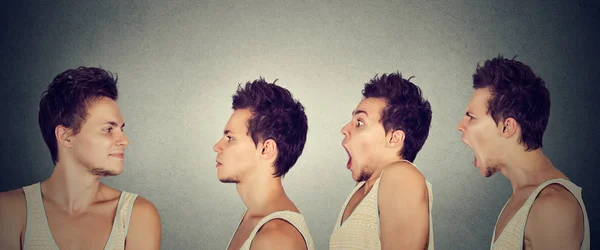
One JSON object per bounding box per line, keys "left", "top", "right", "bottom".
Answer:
{"left": 457, "top": 56, "right": 590, "bottom": 249}
{"left": 330, "top": 73, "right": 434, "bottom": 249}
{"left": 0, "top": 67, "right": 162, "bottom": 250}
{"left": 214, "top": 78, "right": 314, "bottom": 250}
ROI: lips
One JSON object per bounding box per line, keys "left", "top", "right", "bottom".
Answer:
{"left": 216, "top": 160, "right": 222, "bottom": 168}
{"left": 109, "top": 153, "right": 124, "bottom": 159}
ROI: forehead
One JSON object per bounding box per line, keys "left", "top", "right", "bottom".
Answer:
{"left": 468, "top": 88, "right": 492, "bottom": 113}
{"left": 225, "top": 108, "right": 252, "bottom": 133}
{"left": 355, "top": 97, "right": 386, "bottom": 119}
{"left": 84, "top": 97, "right": 123, "bottom": 123}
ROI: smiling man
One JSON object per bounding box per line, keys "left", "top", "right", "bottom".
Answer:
{"left": 214, "top": 78, "right": 314, "bottom": 250}
{"left": 330, "top": 73, "right": 434, "bottom": 249}
{"left": 457, "top": 56, "right": 590, "bottom": 249}
{"left": 0, "top": 67, "right": 161, "bottom": 250}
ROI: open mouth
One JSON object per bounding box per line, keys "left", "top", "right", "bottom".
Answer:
{"left": 462, "top": 142, "right": 477, "bottom": 168}
{"left": 344, "top": 147, "right": 352, "bottom": 169}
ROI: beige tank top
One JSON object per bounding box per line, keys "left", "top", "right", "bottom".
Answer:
{"left": 22, "top": 183, "right": 138, "bottom": 250}
{"left": 490, "top": 178, "right": 590, "bottom": 250}
{"left": 227, "top": 210, "right": 315, "bottom": 250}
{"left": 329, "top": 162, "right": 435, "bottom": 250}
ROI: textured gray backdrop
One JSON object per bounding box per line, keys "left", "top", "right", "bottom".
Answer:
{"left": 1, "top": 1, "right": 598, "bottom": 249}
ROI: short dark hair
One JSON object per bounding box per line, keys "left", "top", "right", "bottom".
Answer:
{"left": 362, "top": 72, "right": 432, "bottom": 162}
{"left": 38, "top": 66, "right": 119, "bottom": 164}
{"left": 473, "top": 55, "right": 550, "bottom": 150}
{"left": 231, "top": 78, "right": 308, "bottom": 177}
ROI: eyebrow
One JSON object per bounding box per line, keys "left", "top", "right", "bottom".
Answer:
{"left": 105, "top": 121, "right": 125, "bottom": 127}
{"left": 224, "top": 129, "right": 231, "bottom": 135}
{"left": 352, "top": 110, "right": 368, "bottom": 117}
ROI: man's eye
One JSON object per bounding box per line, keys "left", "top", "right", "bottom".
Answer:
{"left": 356, "top": 120, "right": 364, "bottom": 127}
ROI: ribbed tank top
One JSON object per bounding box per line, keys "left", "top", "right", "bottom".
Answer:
{"left": 227, "top": 210, "right": 315, "bottom": 250}
{"left": 330, "top": 161, "right": 434, "bottom": 249}
{"left": 22, "top": 183, "right": 138, "bottom": 250}
{"left": 490, "top": 178, "right": 590, "bottom": 250}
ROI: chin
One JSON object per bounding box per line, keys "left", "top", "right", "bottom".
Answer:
{"left": 112, "top": 164, "right": 124, "bottom": 174}
{"left": 477, "top": 165, "right": 497, "bottom": 178}
{"left": 479, "top": 170, "right": 489, "bottom": 178}
{"left": 90, "top": 167, "right": 120, "bottom": 177}
{"left": 219, "top": 175, "right": 239, "bottom": 183}
{"left": 217, "top": 172, "right": 234, "bottom": 183}
{"left": 349, "top": 169, "right": 358, "bottom": 181}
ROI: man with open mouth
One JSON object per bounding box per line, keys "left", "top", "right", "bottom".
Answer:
{"left": 457, "top": 56, "right": 590, "bottom": 250}
{"left": 330, "top": 72, "right": 434, "bottom": 249}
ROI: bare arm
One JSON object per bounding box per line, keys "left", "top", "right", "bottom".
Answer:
{"left": 378, "top": 162, "right": 429, "bottom": 250}
{"left": 526, "top": 186, "right": 584, "bottom": 250}
{"left": 0, "top": 189, "right": 26, "bottom": 250}
{"left": 125, "top": 196, "right": 162, "bottom": 250}
{"left": 250, "top": 219, "right": 307, "bottom": 250}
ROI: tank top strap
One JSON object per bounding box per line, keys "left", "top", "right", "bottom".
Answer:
{"left": 103, "top": 191, "right": 138, "bottom": 250}
{"left": 492, "top": 178, "right": 590, "bottom": 250}
{"left": 242, "top": 210, "right": 314, "bottom": 250}
{"left": 23, "top": 183, "right": 59, "bottom": 250}
{"left": 518, "top": 178, "right": 589, "bottom": 250}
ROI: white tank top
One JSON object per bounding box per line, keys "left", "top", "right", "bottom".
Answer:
{"left": 490, "top": 178, "right": 590, "bottom": 249}
{"left": 330, "top": 161, "right": 434, "bottom": 249}
{"left": 227, "top": 210, "right": 315, "bottom": 250}
{"left": 22, "top": 183, "right": 138, "bottom": 250}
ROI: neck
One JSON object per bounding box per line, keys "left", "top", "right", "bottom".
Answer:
{"left": 363, "top": 154, "right": 408, "bottom": 195}
{"left": 499, "top": 148, "right": 561, "bottom": 193}
{"left": 236, "top": 171, "right": 289, "bottom": 217}
{"left": 41, "top": 157, "right": 102, "bottom": 213}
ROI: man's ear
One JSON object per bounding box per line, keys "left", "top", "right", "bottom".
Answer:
{"left": 500, "top": 117, "right": 518, "bottom": 138}
{"left": 388, "top": 129, "right": 405, "bottom": 148}
{"left": 260, "top": 139, "right": 277, "bottom": 159}
{"left": 56, "top": 125, "right": 74, "bottom": 148}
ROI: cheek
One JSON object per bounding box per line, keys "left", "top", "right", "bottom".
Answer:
{"left": 227, "top": 143, "right": 256, "bottom": 163}
{"left": 353, "top": 130, "right": 380, "bottom": 160}
{"left": 470, "top": 129, "right": 486, "bottom": 148}
{"left": 357, "top": 138, "right": 373, "bottom": 157}
{"left": 73, "top": 135, "right": 109, "bottom": 163}
{"left": 469, "top": 124, "right": 496, "bottom": 153}
{"left": 75, "top": 135, "right": 97, "bottom": 152}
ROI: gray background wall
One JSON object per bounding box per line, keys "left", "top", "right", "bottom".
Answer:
{"left": 1, "top": 0, "right": 598, "bottom": 249}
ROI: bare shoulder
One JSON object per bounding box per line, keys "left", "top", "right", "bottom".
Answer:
{"left": 0, "top": 188, "right": 27, "bottom": 219}
{"left": 379, "top": 161, "right": 426, "bottom": 190}
{"left": 526, "top": 183, "right": 584, "bottom": 248}
{"left": 0, "top": 188, "right": 27, "bottom": 250}
{"left": 125, "top": 195, "right": 162, "bottom": 250}
{"left": 530, "top": 183, "right": 583, "bottom": 224}
{"left": 130, "top": 195, "right": 161, "bottom": 224}
{"left": 0, "top": 188, "right": 26, "bottom": 207}
{"left": 377, "top": 162, "right": 430, "bottom": 249}
{"left": 251, "top": 219, "right": 306, "bottom": 250}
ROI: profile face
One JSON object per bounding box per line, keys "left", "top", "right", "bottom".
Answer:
{"left": 213, "top": 108, "right": 260, "bottom": 183}
{"left": 457, "top": 88, "right": 504, "bottom": 177}
{"left": 70, "top": 97, "right": 129, "bottom": 176}
{"left": 341, "top": 97, "right": 388, "bottom": 182}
